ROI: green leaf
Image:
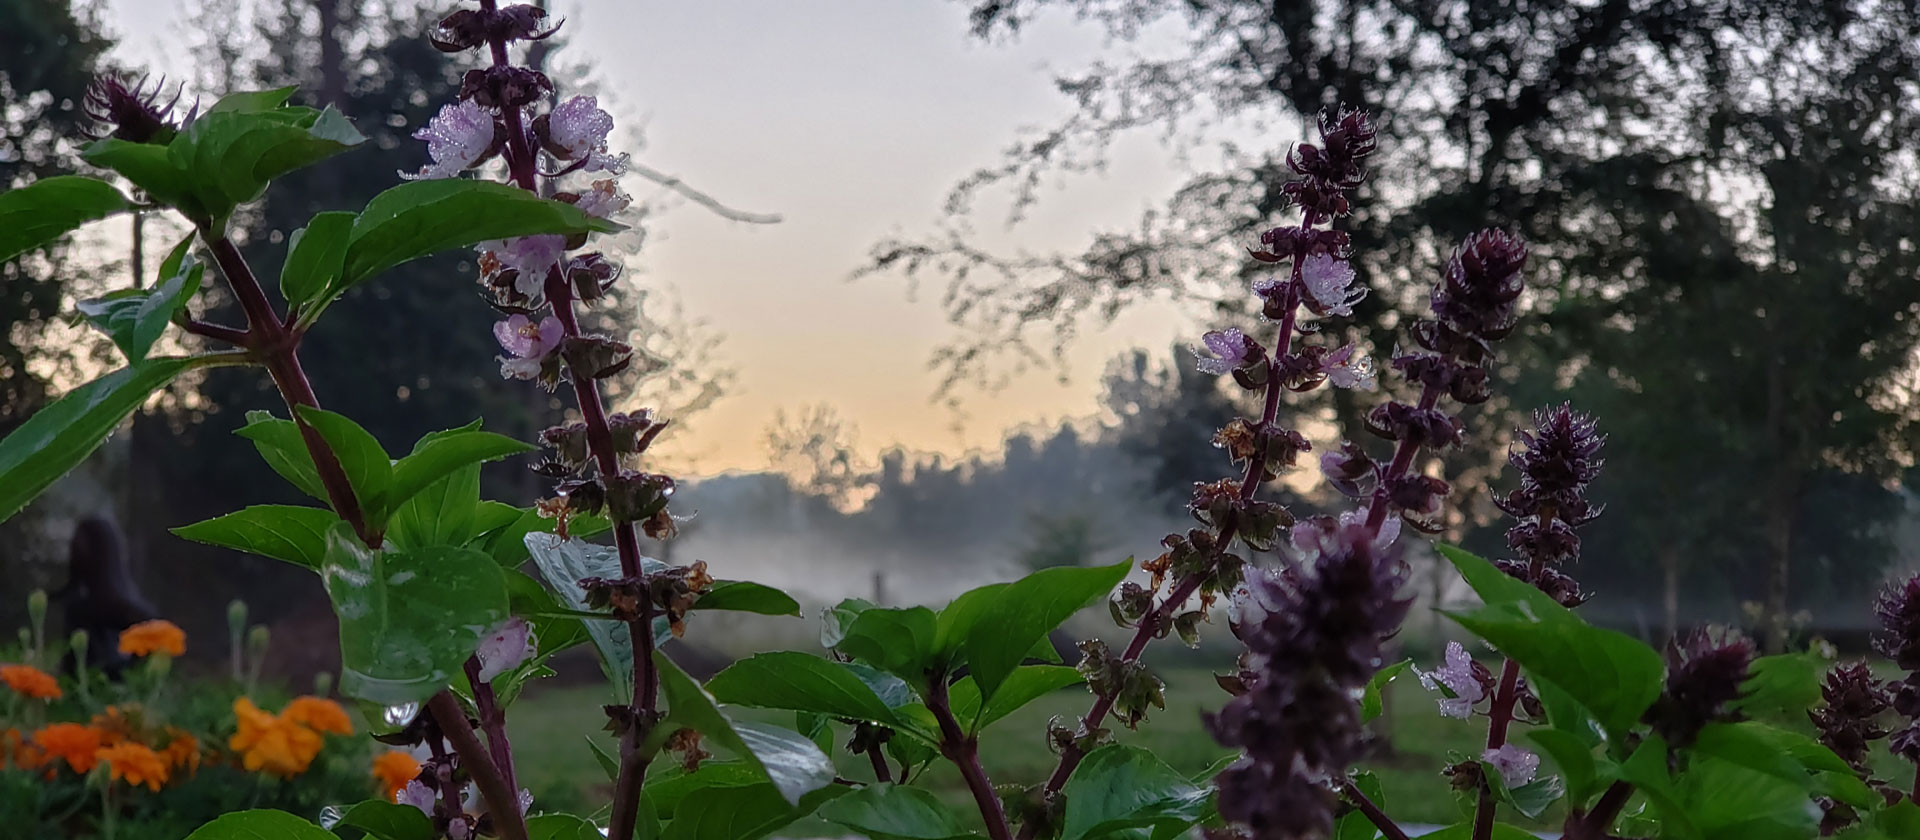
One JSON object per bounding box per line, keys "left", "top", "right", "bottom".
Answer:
{"left": 1485, "top": 770, "right": 1563, "bottom": 821}
{"left": 280, "top": 210, "right": 355, "bottom": 316}
{"left": 651, "top": 652, "right": 838, "bottom": 806}
{"left": 658, "top": 782, "right": 846, "bottom": 840}
{"left": 82, "top": 139, "right": 200, "bottom": 215}
{"left": 321, "top": 523, "right": 509, "bottom": 705}
{"left": 1058, "top": 745, "right": 1212, "bottom": 840}
{"left": 1734, "top": 653, "right": 1826, "bottom": 719}
{"left": 233, "top": 411, "right": 326, "bottom": 501}
{"left": 294, "top": 406, "right": 393, "bottom": 524}
{"left": 696, "top": 580, "right": 802, "bottom": 616}
{"left": 934, "top": 582, "right": 1013, "bottom": 656}
{"left": 705, "top": 652, "right": 909, "bottom": 730}
{"left": 1334, "top": 771, "right": 1385, "bottom": 840}
{"left": 182, "top": 105, "right": 365, "bottom": 225}
{"left": 331, "top": 799, "right": 435, "bottom": 840}
{"left": 340, "top": 179, "right": 624, "bottom": 292}
{"left": 480, "top": 506, "right": 611, "bottom": 566}
{"left": 947, "top": 665, "right": 1085, "bottom": 732}
{"left": 1524, "top": 728, "right": 1608, "bottom": 807}
{"left": 0, "top": 175, "right": 132, "bottom": 263}
{"left": 586, "top": 735, "right": 621, "bottom": 782}
{"left": 525, "top": 533, "right": 653, "bottom": 698}
{"left": 822, "top": 598, "right": 876, "bottom": 648}
{"left": 1678, "top": 753, "right": 1820, "bottom": 840}
{"left": 385, "top": 462, "right": 480, "bottom": 552}
{"left": 1439, "top": 545, "right": 1663, "bottom": 740}
{"left": 0, "top": 357, "right": 197, "bottom": 523}
{"left": 835, "top": 606, "right": 940, "bottom": 682}
{"left": 524, "top": 814, "right": 602, "bottom": 840}
{"left": 962, "top": 560, "right": 1131, "bottom": 704}
{"left": 645, "top": 761, "right": 769, "bottom": 817}
{"left": 816, "top": 784, "right": 981, "bottom": 840}
{"left": 184, "top": 809, "right": 335, "bottom": 839}
{"left": 170, "top": 505, "right": 341, "bottom": 570}
{"left": 206, "top": 87, "right": 296, "bottom": 114}
{"left": 78, "top": 248, "right": 203, "bottom": 363}
{"left": 388, "top": 427, "right": 532, "bottom": 512}
{"left": 1615, "top": 735, "right": 1699, "bottom": 840}
{"left": 1409, "top": 825, "right": 1539, "bottom": 840}
{"left": 1877, "top": 801, "right": 1920, "bottom": 838}
{"left": 1360, "top": 660, "right": 1411, "bottom": 724}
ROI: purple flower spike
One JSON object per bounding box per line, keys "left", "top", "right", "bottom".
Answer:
{"left": 1194, "top": 328, "right": 1256, "bottom": 375}
{"left": 474, "top": 617, "right": 536, "bottom": 682}
{"left": 403, "top": 100, "right": 498, "bottom": 180}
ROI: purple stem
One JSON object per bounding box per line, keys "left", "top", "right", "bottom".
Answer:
{"left": 928, "top": 673, "right": 1014, "bottom": 840}
{"left": 197, "top": 231, "right": 526, "bottom": 840}
{"left": 472, "top": 5, "right": 660, "bottom": 836}
{"left": 1341, "top": 779, "right": 1414, "bottom": 840}
{"left": 1017, "top": 212, "right": 1318, "bottom": 840}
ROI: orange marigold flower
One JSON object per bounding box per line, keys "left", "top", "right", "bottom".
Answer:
{"left": 90, "top": 705, "right": 137, "bottom": 745}
{"left": 371, "top": 749, "right": 421, "bottom": 802}
{"left": 0, "top": 664, "right": 61, "bottom": 700}
{"left": 97, "top": 742, "right": 170, "bottom": 791}
{"left": 118, "top": 619, "right": 186, "bottom": 657}
{"left": 162, "top": 729, "right": 201, "bottom": 776}
{"left": 34, "top": 723, "right": 105, "bottom": 773}
{"left": 228, "top": 698, "right": 322, "bottom": 778}
{"left": 282, "top": 695, "right": 354, "bottom": 736}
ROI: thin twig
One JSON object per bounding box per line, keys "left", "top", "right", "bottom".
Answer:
{"left": 627, "top": 160, "right": 783, "bottom": 224}
{"left": 1340, "top": 779, "right": 1413, "bottom": 840}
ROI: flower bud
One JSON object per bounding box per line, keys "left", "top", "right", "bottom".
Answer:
{"left": 560, "top": 334, "right": 635, "bottom": 380}
{"left": 85, "top": 76, "right": 183, "bottom": 144}
{"left": 604, "top": 471, "right": 674, "bottom": 524}
{"left": 69, "top": 629, "right": 90, "bottom": 661}
{"left": 314, "top": 671, "right": 334, "bottom": 698}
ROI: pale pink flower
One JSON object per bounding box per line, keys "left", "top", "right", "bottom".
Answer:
{"left": 573, "top": 178, "right": 631, "bottom": 220}
{"left": 1483, "top": 744, "right": 1541, "bottom": 787}
{"left": 1301, "top": 254, "right": 1366, "bottom": 316}
{"left": 493, "top": 315, "right": 563, "bottom": 359}
{"left": 548, "top": 95, "right": 628, "bottom": 173}
{"left": 1193, "top": 328, "right": 1254, "bottom": 375}
{"left": 398, "top": 780, "right": 435, "bottom": 815}
{"left": 479, "top": 235, "right": 568, "bottom": 298}
{"left": 474, "top": 618, "right": 536, "bottom": 682}
{"left": 1416, "top": 641, "right": 1485, "bottom": 719}
{"left": 1323, "top": 344, "right": 1376, "bottom": 390}
{"left": 402, "top": 100, "right": 495, "bottom": 180}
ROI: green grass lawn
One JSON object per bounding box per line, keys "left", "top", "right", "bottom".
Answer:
{"left": 507, "top": 659, "right": 1543, "bottom": 833}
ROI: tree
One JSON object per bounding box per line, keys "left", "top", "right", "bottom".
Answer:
{"left": 0, "top": 0, "right": 114, "bottom": 425}
{"left": 883, "top": 0, "right": 1920, "bottom": 648}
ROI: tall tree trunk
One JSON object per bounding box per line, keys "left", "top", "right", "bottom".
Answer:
{"left": 1661, "top": 544, "right": 1680, "bottom": 643}
{"left": 313, "top": 0, "right": 349, "bottom": 108}
{"left": 1762, "top": 353, "right": 1797, "bottom": 654}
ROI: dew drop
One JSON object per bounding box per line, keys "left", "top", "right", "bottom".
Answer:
{"left": 383, "top": 701, "right": 420, "bottom": 727}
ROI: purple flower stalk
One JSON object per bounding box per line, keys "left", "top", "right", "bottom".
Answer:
{"left": 1643, "top": 628, "right": 1755, "bottom": 748}
{"left": 1494, "top": 404, "right": 1606, "bottom": 605}
{"left": 1875, "top": 573, "right": 1920, "bottom": 794}
{"left": 1206, "top": 520, "right": 1411, "bottom": 840}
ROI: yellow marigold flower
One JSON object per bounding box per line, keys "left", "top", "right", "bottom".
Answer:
{"left": 118, "top": 619, "right": 186, "bottom": 657}
{"left": 0, "top": 664, "right": 61, "bottom": 700}
{"left": 97, "top": 742, "right": 170, "bottom": 791}
{"left": 371, "top": 749, "right": 421, "bottom": 802}
{"left": 34, "top": 723, "right": 105, "bottom": 773}
{"left": 162, "top": 729, "right": 200, "bottom": 776}
{"left": 228, "top": 698, "right": 322, "bottom": 778}
{"left": 283, "top": 695, "right": 354, "bottom": 736}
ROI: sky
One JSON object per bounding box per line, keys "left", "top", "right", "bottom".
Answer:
{"left": 97, "top": 0, "right": 1251, "bottom": 475}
